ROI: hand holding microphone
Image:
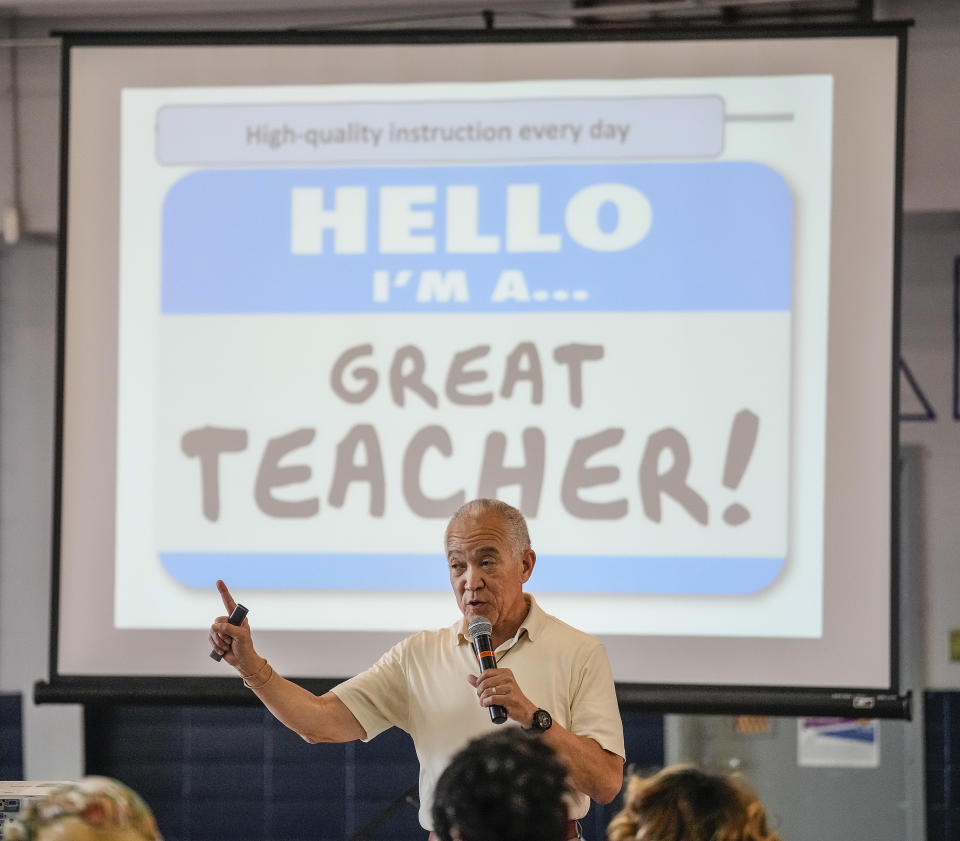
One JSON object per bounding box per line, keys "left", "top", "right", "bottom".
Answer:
{"left": 468, "top": 617, "right": 508, "bottom": 724}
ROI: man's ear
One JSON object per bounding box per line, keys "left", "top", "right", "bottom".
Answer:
{"left": 520, "top": 549, "right": 536, "bottom": 583}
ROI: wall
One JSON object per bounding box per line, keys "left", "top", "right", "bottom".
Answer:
{"left": 880, "top": 0, "right": 960, "bottom": 212}
{"left": 79, "top": 702, "right": 663, "bottom": 841}
{"left": 0, "top": 0, "right": 959, "bottom": 801}
{"left": 0, "top": 238, "right": 83, "bottom": 780}
{"left": 667, "top": 714, "right": 915, "bottom": 841}
{"left": 662, "top": 446, "right": 928, "bottom": 841}
{"left": 898, "top": 212, "right": 960, "bottom": 689}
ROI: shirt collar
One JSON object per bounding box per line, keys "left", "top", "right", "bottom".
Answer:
{"left": 455, "top": 593, "right": 545, "bottom": 646}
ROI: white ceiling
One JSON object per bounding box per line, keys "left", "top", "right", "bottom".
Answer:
{"left": 0, "top": 0, "right": 582, "bottom": 36}
{"left": 3, "top": 0, "right": 558, "bottom": 19}
{"left": 0, "top": 0, "right": 865, "bottom": 23}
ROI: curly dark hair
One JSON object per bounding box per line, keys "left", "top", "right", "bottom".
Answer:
{"left": 432, "top": 729, "right": 570, "bottom": 841}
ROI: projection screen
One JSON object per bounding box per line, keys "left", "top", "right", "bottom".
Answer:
{"left": 44, "top": 25, "right": 907, "bottom": 714}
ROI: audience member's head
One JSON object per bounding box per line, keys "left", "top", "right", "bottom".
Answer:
{"left": 5, "top": 776, "right": 163, "bottom": 841}
{"left": 432, "top": 729, "right": 570, "bottom": 841}
{"left": 606, "top": 765, "right": 780, "bottom": 841}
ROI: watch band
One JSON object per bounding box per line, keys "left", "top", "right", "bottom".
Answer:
{"left": 531, "top": 708, "right": 552, "bottom": 732}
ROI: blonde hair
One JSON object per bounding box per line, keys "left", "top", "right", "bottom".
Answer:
{"left": 607, "top": 766, "right": 781, "bottom": 841}
{"left": 5, "top": 777, "right": 163, "bottom": 841}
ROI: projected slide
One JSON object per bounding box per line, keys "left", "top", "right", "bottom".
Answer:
{"left": 115, "top": 76, "right": 831, "bottom": 639}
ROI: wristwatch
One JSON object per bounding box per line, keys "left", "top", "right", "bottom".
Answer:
{"left": 530, "top": 708, "right": 553, "bottom": 733}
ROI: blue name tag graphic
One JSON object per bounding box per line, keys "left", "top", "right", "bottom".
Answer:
{"left": 161, "top": 161, "right": 793, "bottom": 314}
{"left": 160, "top": 160, "right": 792, "bottom": 597}
{"left": 160, "top": 552, "right": 784, "bottom": 595}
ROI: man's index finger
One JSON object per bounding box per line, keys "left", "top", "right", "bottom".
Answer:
{"left": 217, "top": 579, "right": 237, "bottom": 613}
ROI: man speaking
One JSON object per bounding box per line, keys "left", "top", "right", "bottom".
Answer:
{"left": 209, "top": 498, "right": 625, "bottom": 839}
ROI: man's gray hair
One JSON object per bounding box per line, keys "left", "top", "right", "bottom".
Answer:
{"left": 445, "top": 498, "right": 532, "bottom": 557}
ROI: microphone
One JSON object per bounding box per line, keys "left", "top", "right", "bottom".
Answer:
{"left": 468, "top": 617, "right": 507, "bottom": 725}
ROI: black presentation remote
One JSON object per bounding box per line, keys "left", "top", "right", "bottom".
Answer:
{"left": 209, "top": 603, "right": 249, "bottom": 661}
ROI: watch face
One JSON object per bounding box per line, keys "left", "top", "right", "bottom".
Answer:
{"left": 533, "top": 709, "right": 552, "bottom": 731}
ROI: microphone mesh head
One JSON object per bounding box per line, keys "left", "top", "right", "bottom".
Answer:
{"left": 468, "top": 617, "right": 493, "bottom": 640}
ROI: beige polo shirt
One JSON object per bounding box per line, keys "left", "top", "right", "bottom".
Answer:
{"left": 331, "top": 595, "right": 625, "bottom": 830}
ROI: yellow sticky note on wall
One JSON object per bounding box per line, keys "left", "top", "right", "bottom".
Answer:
{"left": 950, "top": 629, "right": 960, "bottom": 661}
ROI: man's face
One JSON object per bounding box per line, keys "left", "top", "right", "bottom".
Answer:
{"left": 445, "top": 509, "right": 534, "bottom": 630}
